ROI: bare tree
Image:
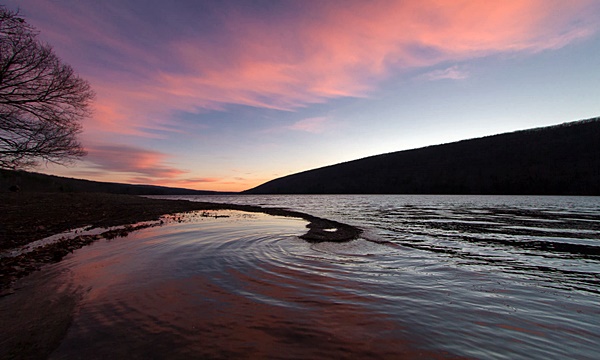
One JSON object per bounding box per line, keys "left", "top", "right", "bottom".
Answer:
{"left": 0, "top": 6, "right": 94, "bottom": 169}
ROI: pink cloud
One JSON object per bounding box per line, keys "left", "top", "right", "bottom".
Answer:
{"left": 15, "top": 0, "right": 599, "bottom": 136}
{"left": 126, "top": 176, "right": 221, "bottom": 188}
{"left": 138, "top": 1, "right": 596, "bottom": 117}
{"left": 84, "top": 144, "right": 187, "bottom": 179}
{"left": 289, "top": 117, "right": 330, "bottom": 134}
{"left": 75, "top": 144, "right": 249, "bottom": 190}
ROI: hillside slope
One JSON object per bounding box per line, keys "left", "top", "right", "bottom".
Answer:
{"left": 0, "top": 170, "right": 223, "bottom": 195}
{"left": 245, "top": 117, "right": 600, "bottom": 195}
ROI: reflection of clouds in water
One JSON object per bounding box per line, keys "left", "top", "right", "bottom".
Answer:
{"left": 18, "top": 197, "right": 600, "bottom": 359}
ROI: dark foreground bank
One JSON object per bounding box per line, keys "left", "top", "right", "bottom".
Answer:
{"left": 0, "top": 192, "right": 361, "bottom": 292}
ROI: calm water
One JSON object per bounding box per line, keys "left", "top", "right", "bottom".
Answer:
{"left": 29, "top": 196, "right": 600, "bottom": 358}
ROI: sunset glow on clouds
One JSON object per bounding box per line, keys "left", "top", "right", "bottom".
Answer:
{"left": 94, "top": 0, "right": 596, "bottom": 117}
{"left": 6, "top": 0, "right": 600, "bottom": 191}
{"left": 85, "top": 145, "right": 187, "bottom": 179}
{"left": 75, "top": 144, "right": 223, "bottom": 189}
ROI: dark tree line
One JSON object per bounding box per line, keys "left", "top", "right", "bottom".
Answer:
{"left": 0, "top": 168, "right": 223, "bottom": 195}
{"left": 245, "top": 118, "right": 600, "bottom": 195}
{"left": 0, "top": 6, "right": 93, "bottom": 169}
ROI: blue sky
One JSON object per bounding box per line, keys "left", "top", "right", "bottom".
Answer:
{"left": 6, "top": 0, "right": 600, "bottom": 191}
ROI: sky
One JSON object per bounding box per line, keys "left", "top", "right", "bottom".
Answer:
{"left": 5, "top": 0, "right": 600, "bottom": 192}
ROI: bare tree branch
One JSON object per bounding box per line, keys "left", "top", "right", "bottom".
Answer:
{"left": 0, "top": 6, "right": 94, "bottom": 169}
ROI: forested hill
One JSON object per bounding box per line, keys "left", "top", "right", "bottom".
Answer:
{"left": 0, "top": 169, "right": 224, "bottom": 195}
{"left": 245, "top": 117, "right": 600, "bottom": 195}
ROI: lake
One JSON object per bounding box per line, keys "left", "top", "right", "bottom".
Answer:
{"left": 13, "top": 195, "right": 600, "bottom": 358}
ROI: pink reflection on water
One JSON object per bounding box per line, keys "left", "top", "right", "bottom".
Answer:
{"left": 37, "top": 210, "right": 460, "bottom": 358}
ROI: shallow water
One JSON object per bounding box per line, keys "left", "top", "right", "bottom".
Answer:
{"left": 11, "top": 196, "right": 600, "bottom": 358}
{"left": 44, "top": 210, "right": 442, "bottom": 358}
{"left": 146, "top": 195, "right": 600, "bottom": 359}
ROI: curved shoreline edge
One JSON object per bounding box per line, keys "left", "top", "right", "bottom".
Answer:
{"left": 221, "top": 203, "right": 362, "bottom": 243}
{"left": 0, "top": 193, "right": 362, "bottom": 293}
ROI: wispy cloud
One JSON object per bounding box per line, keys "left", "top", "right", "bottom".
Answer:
{"left": 259, "top": 116, "right": 332, "bottom": 134}
{"left": 14, "top": 0, "right": 599, "bottom": 137}
{"left": 422, "top": 66, "right": 469, "bottom": 81}
{"left": 73, "top": 144, "right": 237, "bottom": 189}
{"left": 289, "top": 117, "right": 330, "bottom": 134}
{"left": 84, "top": 144, "right": 187, "bottom": 179}
{"left": 126, "top": 176, "right": 220, "bottom": 188}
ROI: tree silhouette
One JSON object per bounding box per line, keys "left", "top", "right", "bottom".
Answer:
{"left": 0, "top": 6, "right": 93, "bottom": 169}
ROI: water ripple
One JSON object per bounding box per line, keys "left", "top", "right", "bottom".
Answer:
{"left": 40, "top": 198, "right": 600, "bottom": 359}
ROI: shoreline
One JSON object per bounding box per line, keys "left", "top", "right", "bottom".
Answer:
{"left": 0, "top": 192, "right": 362, "bottom": 293}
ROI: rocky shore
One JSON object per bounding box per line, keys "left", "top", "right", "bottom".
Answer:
{"left": 0, "top": 192, "right": 362, "bottom": 293}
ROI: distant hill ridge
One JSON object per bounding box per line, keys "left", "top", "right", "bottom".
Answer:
{"left": 245, "top": 117, "right": 600, "bottom": 195}
{"left": 0, "top": 169, "right": 223, "bottom": 195}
